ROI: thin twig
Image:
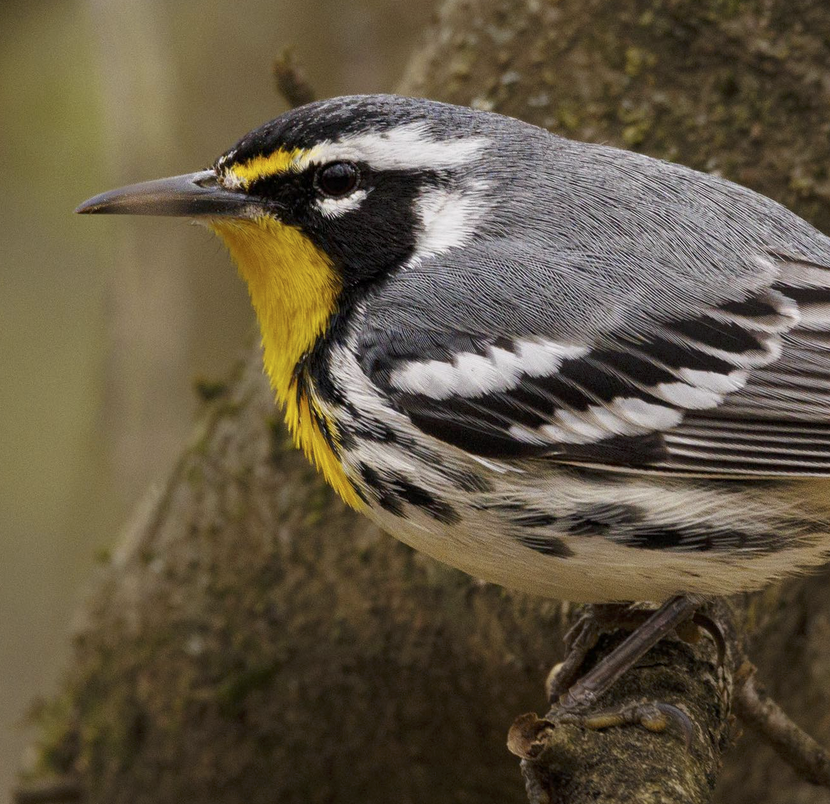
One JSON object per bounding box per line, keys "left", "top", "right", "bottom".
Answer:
{"left": 273, "top": 48, "right": 315, "bottom": 108}
{"left": 734, "top": 662, "right": 830, "bottom": 788}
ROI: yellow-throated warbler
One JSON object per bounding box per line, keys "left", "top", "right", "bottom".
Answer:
{"left": 78, "top": 95, "right": 830, "bottom": 714}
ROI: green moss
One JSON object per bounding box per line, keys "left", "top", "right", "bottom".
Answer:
{"left": 624, "top": 46, "right": 655, "bottom": 77}
{"left": 25, "top": 693, "right": 79, "bottom": 778}
{"left": 193, "top": 377, "right": 229, "bottom": 402}
{"left": 216, "top": 663, "right": 284, "bottom": 716}
{"left": 555, "top": 104, "right": 580, "bottom": 132}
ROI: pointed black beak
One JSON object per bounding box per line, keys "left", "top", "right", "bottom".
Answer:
{"left": 75, "top": 169, "right": 257, "bottom": 217}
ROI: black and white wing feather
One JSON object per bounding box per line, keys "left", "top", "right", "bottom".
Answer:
{"left": 359, "top": 250, "right": 830, "bottom": 477}
{"left": 663, "top": 257, "right": 830, "bottom": 475}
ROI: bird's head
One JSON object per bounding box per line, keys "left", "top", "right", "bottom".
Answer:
{"left": 76, "top": 94, "right": 502, "bottom": 504}
{"left": 77, "top": 94, "right": 498, "bottom": 385}
{"left": 77, "top": 93, "right": 497, "bottom": 291}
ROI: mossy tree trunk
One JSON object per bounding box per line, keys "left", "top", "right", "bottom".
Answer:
{"left": 20, "top": 1, "right": 830, "bottom": 802}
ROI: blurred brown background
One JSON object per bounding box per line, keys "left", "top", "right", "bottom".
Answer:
{"left": 0, "top": 1, "right": 433, "bottom": 799}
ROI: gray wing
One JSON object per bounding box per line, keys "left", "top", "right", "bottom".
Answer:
{"left": 662, "top": 257, "right": 830, "bottom": 475}
{"left": 358, "top": 242, "right": 830, "bottom": 477}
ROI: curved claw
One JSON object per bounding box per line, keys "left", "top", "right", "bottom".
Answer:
{"left": 652, "top": 703, "right": 696, "bottom": 749}
{"left": 692, "top": 611, "right": 728, "bottom": 666}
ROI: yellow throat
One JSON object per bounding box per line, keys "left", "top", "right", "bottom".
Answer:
{"left": 210, "top": 215, "right": 362, "bottom": 509}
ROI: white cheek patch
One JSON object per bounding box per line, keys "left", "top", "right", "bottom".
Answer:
{"left": 414, "top": 181, "right": 488, "bottom": 260}
{"left": 389, "top": 340, "right": 588, "bottom": 400}
{"left": 315, "top": 189, "right": 369, "bottom": 219}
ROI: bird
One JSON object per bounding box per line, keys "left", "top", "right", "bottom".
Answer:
{"left": 77, "top": 93, "right": 830, "bottom": 722}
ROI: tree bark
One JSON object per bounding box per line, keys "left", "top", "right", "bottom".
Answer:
{"left": 18, "top": 1, "right": 830, "bottom": 802}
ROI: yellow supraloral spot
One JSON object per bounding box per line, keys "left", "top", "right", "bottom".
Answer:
{"left": 227, "top": 147, "right": 318, "bottom": 188}
{"left": 209, "top": 215, "right": 363, "bottom": 509}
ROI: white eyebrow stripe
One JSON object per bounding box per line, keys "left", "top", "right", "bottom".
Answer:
{"left": 295, "top": 123, "right": 490, "bottom": 172}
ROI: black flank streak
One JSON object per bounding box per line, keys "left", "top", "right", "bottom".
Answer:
{"left": 378, "top": 492, "right": 405, "bottom": 517}
{"left": 448, "top": 469, "right": 492, "bottom": 493}
{"left": 350, "top": 417, "right": 399, "bottom": 444}
{"left": 490, "top": 504, "right": 571, "bottom": 556}
{"left": 566, "top": 518, "right": 611, "bottom": 537}
{"left": 518, "top": 535, "right": 574, "bottom": 558}
{"left": 512, "top": 512, "right": 560, "bottom": 528}
{"left": 491, "top": 503, "right": 560, "bottom": 528}
{"left": 359, "top": 463, "right": 384, "bottom": 493}
{"left": 336, "top": 424, "right": 357, "bottom": 451}
{"left": 619, "top": 528, "right": 687, "bottom": 550}
{"left": 359, "top": 463, "right": 404, "bottom": 516}
{"left": 565, "top": 503, "right": 784, "bottom": 554}
{"left": 388, "top": 476, "right": 459, "bottom": 524}
{"left": 564, "top": 503, "right": 644, "bottom": 537}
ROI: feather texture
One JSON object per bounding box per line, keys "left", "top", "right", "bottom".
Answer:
{"left": 359, "top": 181, "right": 830, "bottom": 479}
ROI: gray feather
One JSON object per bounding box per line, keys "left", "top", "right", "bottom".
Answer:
{"left": 356, "top": 117, "right": 830, "bottom": 476}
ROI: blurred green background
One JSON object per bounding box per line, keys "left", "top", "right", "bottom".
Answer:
{"left": 0, "top": 0, "right": 432, "bottom": 798}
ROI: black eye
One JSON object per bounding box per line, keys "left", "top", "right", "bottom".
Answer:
{"left": 315, "top": 162, "right": 359, "bottom": 198}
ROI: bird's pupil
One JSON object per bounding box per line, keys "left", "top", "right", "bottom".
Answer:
{"left": 317, "top": 162, "right": 358, "bottom": 198}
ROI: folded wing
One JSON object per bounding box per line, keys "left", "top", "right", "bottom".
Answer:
{"left": 362, "top": 254, "right": 830, "bottom": 478}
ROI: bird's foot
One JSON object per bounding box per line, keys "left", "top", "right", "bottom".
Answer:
{"left": 547, "top": 596, "right": 723, "bottom": 704}
{"left": 547, "top": 603, "right": 649, "bottom": 703}
{"left": 546, "top": 700, "right": 695, "bottom": 747}
{"left": 508, "top": 699, "right": 694, "bottom": 778}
